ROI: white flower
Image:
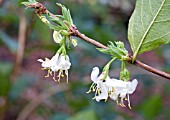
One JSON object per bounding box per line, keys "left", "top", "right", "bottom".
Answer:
{"left": 37, "top": 53, "right": 71, "bottom": 83}
{"left": 95, "top": 81, "right": 108, "bottom": 102}
{"left": 37, "top": 53, "right": 60, "bottom": 77}
{"left": 53, "top": 55, "right": 71, "bottom": 83}
{"left": 87, "top": 67, "right": 138, "bottom": 109}
{"left": 106, "top": 78, "right": 138, "bottom": 109}
{"left": 37, "top": 53, "right": 59, "bottom": 68}
{"left": 87, "top": 67, "right": 110, "bottom": 102}
{"left": 37, "top": 58, "right": 51, "bottom": 68}
{"left": 53, "top": 31, "right": 63, "bottom": 43}
{"left": 119, "top": 79, "right": 138, "bottom": 109}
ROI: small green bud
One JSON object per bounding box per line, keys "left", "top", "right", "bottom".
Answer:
{"left": 116, "top": 41, "right": 124, "bottom": 49}
{"left": 71, "top": 39, "right": 78, "bottom": 47}
{"left": 39, "top": 16, "right": 50, "bottom": 24}
{"left": 61, "top": 30, "right": 70, "bottom": 36}
{"left": 120, "top": 68, "right": 130, "bottom": 81}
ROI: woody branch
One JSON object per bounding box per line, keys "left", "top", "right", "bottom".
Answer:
{"left": 26, "top": 2, "right": 170, "bottom": 80}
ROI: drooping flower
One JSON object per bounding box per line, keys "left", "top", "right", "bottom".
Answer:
{"left": 119, "top": 79, "right": 138, "bottom": 109}
{"left": 88, "top": 67, "right": 138, "bottom": 109}
{"left": 95, "top": 81, "right": 108, "bottom": 102}
{"left": 54, "top": 55, "right": 71, "bottom": 83}
{"left": 37, "top": 53, "right": 60, "bottom": 77}
{"left": 37, "top": 53, "right": 71, "bottom": 83}
{"left": 87, "top": 67, "right": 110, "bottom": 102}
{"left": 106, "top": 78, "right": 138, "bottom": 109}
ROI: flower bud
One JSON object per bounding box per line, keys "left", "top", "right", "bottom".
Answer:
{"left": 53, "top": 31, "right": 63, "bottom": 43}
{"left": 39, "top": 16, "right": 50, "bottom": 24}
{"left": 61, "top": 30, "right": 70, "bottom": 36}
{"left": 71, "top": 39, "right": 78, "bottom": 47}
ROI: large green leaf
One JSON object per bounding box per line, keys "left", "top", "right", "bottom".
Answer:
{"left": 128, "top": 0, "right": 170, "bottom": 60}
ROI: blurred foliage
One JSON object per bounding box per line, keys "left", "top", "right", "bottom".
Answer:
{"left": 0, "top": 0, "right": 170, "bottom": 120}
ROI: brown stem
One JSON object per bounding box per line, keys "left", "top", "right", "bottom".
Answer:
{"left": 70, "top": 28, "right": 170, "bottom": 80}
{"left": 134, "top": 60, "right": 170, "bottom": 79}
{"left": 25, "top": 2, "right": 170, "bottom": 80}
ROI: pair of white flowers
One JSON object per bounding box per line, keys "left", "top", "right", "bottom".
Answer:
{"left": 37, "top": 53, "right": 71, "bottom": 83}
{"left": 88, "top": 67, "right": 138, "bottom": 109}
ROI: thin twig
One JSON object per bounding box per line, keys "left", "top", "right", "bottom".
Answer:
{"left": 71, "top": 28, "right": 170, "bottom": 80}
{"left": 16, "top": 84, "right": 69, "bottom": 120}
{"left": 11, "top": 12, "right": 27, "bottom": 80}
{"left": 24, "top": 2, "right": 170, "bottom": 80}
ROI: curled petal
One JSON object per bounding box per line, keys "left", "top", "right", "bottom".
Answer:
{"left": 91, "top": 67, "right": 99, "bottom": 83}
{"left": 127, "top": 79, "right": 138, "bottom": 94}
{"left": 37, "top": 59, "right": 44, "bottom": 63}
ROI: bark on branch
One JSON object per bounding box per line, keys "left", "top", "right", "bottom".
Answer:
{"left": 25, "top": 2, "right": 170, "bottom": 80}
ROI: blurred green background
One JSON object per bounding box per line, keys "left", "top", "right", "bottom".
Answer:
{"left": 0, "top": 0, "right": 170, "bottom": 120}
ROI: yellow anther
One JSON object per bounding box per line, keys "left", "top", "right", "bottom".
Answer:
{"left": 119, "top": 103, "right": 125, "bottom": 107}
{"left": 116, "top": 100, "right": 119, "bottom": 105}
{"left": 92, "top": 96, "right": 96, "bottom": 99}
{"left": 92, "top": 86, "right": 95, "bottom": 92}
{"left": 86, "top": 90, "right": 91, "bottom": 93}
{"left": 112, "top": 87, "right": 115, "bottom": 92}
{"left": 41, "top": 68, "right": 46, "bottom": 70}
{"left": 108, "top": 91, "right": 111, "bottom": 95}
{"left": 58, "top": 80, "right": 60, "bottom": 84}
{"left": 97, "top": 89, "right": 100, "bottom": 95}
{"left": 105, "top": 97, "right": 108, "bottom": 102}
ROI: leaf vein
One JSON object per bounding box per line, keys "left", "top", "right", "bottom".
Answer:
{"left": 149, "top": 0, "right": 154, "bottom": 16}
{"left": 155, "top": 19, "right": 170, "bottom": 23}
{"left": 143, "top": 31, "right": 170, "bottom": 45}
{"left": 133, "top": 0, "right": 166, "bottom": 58}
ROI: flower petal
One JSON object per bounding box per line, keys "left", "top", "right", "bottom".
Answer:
{"left": 106, "top": 78, "right": 127, "bottom": 88}
{"left": 127, "top": 79, "right": 138, "bottom": 94}
{"left": 110, "top": 91, "right": 119, "bottom": 100}
{"left": 95, "top": 82, "right": 108, "bottom": 102}
{"left": 37, "top": 59, "right": 44, "bottom": 63}
{"left": 57, "top": 55, "right": 71, "bottom": 70}
{"left": 119, "top": 90, "right": 127, "bottom": 98}
{"left": 91, "top": 67, "right": 99, "bottom": 83}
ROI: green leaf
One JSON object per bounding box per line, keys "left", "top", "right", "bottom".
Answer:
{"left": 128, "top": 0, "right": 170, "bottom": 60}
{"left": 47, "top": 14, "right": 68, "bottom": 30}
{"left": 21, "top": 2, "right": 30, "bottom": 6}
{"left": 28, "top": 0, "right": 36, "bottom": 3}
{"left": 21, "top": 0, "right": 36, "bottom": 6}
{"left": 56, "top": 3, "right": 73, "bottom": 26}
{"left": 48, "top": 24, "right": 63, "bottom": 31}
{"left": 67, "top": 9, "right": 73, "bottom": 25}
{"left": 97, "top": 41, "right": 129, "bottom": 60}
